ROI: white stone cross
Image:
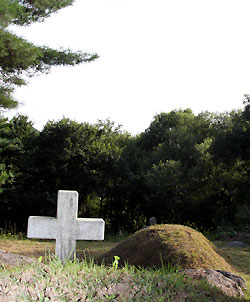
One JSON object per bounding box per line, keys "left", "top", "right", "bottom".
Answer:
{"left": 27, "top": 190, "right": 105, "bottom": 262}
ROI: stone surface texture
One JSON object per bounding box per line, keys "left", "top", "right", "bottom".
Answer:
{"left": 183, "top": 269, "right": 246, "bottom": 298}
{"left": 27, "top": 190, "right": 105, "bottom": 262}
{"left": 149, "top": 217, "right": 157, "bottom": 226}
{"left": 215, "top": 270, "right": 247, "bottom": 289}
{"left": 0, "top": 249, "right": 35, "bottom": 267}
{"left": 228, "top": 241, "right": 249, "bottom": 248}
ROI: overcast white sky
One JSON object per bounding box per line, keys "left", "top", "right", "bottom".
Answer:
{"left": 7, "top": 0, "right": 250, "bottom": 134}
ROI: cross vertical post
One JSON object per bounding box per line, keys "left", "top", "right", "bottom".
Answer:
{"left": 56, "top": 190, "right": 78, "bottom": 261}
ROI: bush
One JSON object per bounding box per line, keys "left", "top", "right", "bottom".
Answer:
{"left": 235, "top": 203, "right": 250, "bottom": 227}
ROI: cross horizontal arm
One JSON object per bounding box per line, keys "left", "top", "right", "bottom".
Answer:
{"left": 75, "top": 218, "right": 105, "bottom": 240}
{"left": 27, "top": 216, "right": 57, "bottom": 239}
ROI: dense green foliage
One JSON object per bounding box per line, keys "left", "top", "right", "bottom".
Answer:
{"left": 1, "top": 99, "right": 250, "bottom": 233}
{"left": 0, "top": 0, "right": 99, "bottom": 229}
{"left": 0, "top": 0, "right": 98, "bottom": 110}
{"left": 0, "top": 1, "right": 249, "bottom": 235}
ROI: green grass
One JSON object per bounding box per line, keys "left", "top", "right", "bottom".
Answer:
{"left": 213, "top": 241, "right": 250, "bottom": 301}
{"left": 0, "top": 233, "right": 120, "bottom": 260}
{"left": 0, "top": 230, "right": 249, "bottom": 301}
{"left": 98, "top": 225, "right": 236, "bottom": 270}
{"left": 0, "top": 255, "right": 247, "bottom": 302}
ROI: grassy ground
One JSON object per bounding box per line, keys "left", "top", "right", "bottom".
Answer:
{"left": 98, "top": 225, "right": 236, "bottom": 270}
{"left": 0, "top": 256, "right": 247, "bottom": 302}
{"left": 0, "top": 231, "right": 249, "bottom": 301}
{"left": 0, "top": 238, "right": 117, "bottom": 260}
{"left": 0, "top": 232, "right": 124, "bottom": 260}
{"left": 213, "top": 240, "right": 250, "bottom": 300}
{"left": 213, "top": 241, "right": 250, "bottom": 276}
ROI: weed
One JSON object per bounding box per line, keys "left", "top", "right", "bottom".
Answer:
{"left": 0, "top": 231, "right": 25, "bottom": 240}
{"left": 0, "top": 255, "right": 248, "bottom": 301}
{"left": 112, "top": 256, "right": 120, "bottom": 270}
{"left": 0, "top": 230, "right": 249, "bottom": 301}
{"left": 104, "top": 293, "right": 118, "bottom": 301}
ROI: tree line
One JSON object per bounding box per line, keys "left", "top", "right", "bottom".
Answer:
{"left": 0, "top": 102, "right": 250, "bottom": 233}
{"left": 0, "top": 1, "right": 249, "bottom": 234}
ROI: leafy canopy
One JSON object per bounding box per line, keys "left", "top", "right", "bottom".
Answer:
{"left": 0, "top": 0, "right": 99, "bottom": 110}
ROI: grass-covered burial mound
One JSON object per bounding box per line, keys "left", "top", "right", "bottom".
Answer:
{"left": 99, "top": 225, "right": 233, "bottom": 270}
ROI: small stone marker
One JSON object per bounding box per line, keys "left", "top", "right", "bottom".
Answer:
{"left": 27, "top": 190, "right": 105, "bottom": 262}
{"left": 149, "top": 216, "right": 157, "bottom": 226}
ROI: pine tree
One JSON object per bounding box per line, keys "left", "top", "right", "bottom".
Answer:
{"left": 0, "top": 0, "right": 99, "bottom": 110}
